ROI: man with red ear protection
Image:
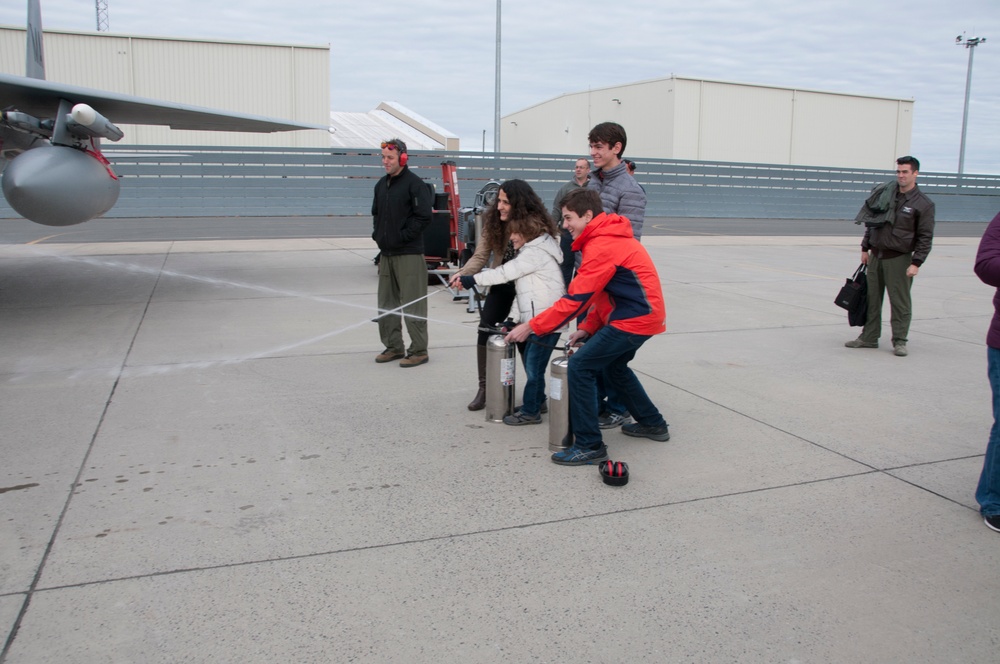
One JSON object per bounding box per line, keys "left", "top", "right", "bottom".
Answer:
{"left": 372, "top": 138, "right": 433, "bottom": 367}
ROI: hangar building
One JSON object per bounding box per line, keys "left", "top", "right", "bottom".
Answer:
{"left": 502, "top": 75, "right": 914, "bottom": 170}
{"left": 0, "top": 25, "right": 332, "bottom": 147}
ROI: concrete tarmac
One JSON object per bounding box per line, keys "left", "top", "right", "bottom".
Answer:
{"left": 1, "top": 231, "right": 998, "bottom": 662}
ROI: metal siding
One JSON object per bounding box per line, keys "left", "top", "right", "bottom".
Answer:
{"left": 1, "top": 28, "right": 328, "bottom": 148}
{"left": 601, "top": 79, "right": 671, "bottom": 160}
{"left": 697, "top": 81, "right": 793, "bottom": 164}
{"left": 790, "top": 92, "right": 911, "bottom": 169}
{"left": 502, "top": 76, "right": 915, "bottom": 170}
{"left": 671, "top": 78, "right": 702, "bottom": 159}
{"left": 0, "top": 28, "right": 27, "bottom": 74}
{"left": 895, "top": 101, "right": 913, "bottom": 161}
{"left": 130, "top": 39, "right": 294, "bottom": 116}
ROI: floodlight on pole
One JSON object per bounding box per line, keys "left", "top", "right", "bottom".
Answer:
{"left": 956, "top": 34, "right": 986, "bottom": 176}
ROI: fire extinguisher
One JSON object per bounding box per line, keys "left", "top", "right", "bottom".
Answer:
{"left": 485, "top": 333, "right": 516, "bottom": 422}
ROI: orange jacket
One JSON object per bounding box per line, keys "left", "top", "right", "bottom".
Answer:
{"left": 530, "top": 212, "right": 665, "bottom": 337}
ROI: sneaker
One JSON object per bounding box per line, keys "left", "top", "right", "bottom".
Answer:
{"left": 893, "top": 343, "right": 908, "bottom": 357}
{"left": 375, "top": 349, "right": 404, "bottom": 363}
{"left": 540, "top": 400, "right": 548, "bottom": 414}
{"left": 621, "top": 422, "right": 670, "bottom": 442}
{"left": 985, "top": 514, "right": 1000, "bottom": 533}
{"left": 844, "top": 338, "right": 878, "bottom": 349}
{"left": 551, "top": 444, "right": 609, "bottom": 466}
{"left": 399, "top": 353, "right": 428, "bottom": 368}
{"left": 598, "top": 411, "right": 632, "bottom": 429}
{"left": 503, "top": 411, "right": 542, "bottom": 426}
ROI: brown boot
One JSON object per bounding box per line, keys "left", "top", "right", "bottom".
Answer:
{"left": 467, "top": 345, "right": 487, "bottom": 411}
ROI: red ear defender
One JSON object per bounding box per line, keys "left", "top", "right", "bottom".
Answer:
{"left": 399, "top": 151, "right": 408, "bottom": 167}
{"left": 599, "top": 459, "right": 629, "bottom": 486}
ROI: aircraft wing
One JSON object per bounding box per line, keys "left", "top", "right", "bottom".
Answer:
{"left": 0, "top": 73, "right": 327, "bottom": 133}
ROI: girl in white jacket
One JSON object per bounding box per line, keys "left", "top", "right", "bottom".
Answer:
{"left": 460, "top": 213, "right": 566, "bottom": 425}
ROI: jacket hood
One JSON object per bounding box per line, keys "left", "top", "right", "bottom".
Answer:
{"left": 573, "top": 212, "right": 634, "bottom": 251}
{"left": 523, "top": 233, "right": 563, "bottom": 262}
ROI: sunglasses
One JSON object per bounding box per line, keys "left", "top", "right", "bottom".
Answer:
{"left": 380, "top": 141, "right": 400, "bottom": 151}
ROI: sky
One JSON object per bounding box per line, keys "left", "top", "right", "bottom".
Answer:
{"left": 1, "top": 0, "right": 998, "bottom": 174}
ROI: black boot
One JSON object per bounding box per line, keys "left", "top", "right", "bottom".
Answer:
{"left": 467, "top": 345, "right": 487, "bottom": 411}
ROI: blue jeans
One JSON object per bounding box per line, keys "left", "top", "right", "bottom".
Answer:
{"left": 519, "top": 332, "right": 560, "bottom": 416}
{"left": 568, "top": 326, "right": 666, "bottom": 449}
{"left": 977, "top": 346, "right": 1000, "bottom": 516}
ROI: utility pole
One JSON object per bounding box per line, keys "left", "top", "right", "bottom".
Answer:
{"left": 494, "top": 0, "right": 501, "bottom": 155}
{"left": 95, "top": 0, "right": 109, "bottom": 32}
{"left": 956, "top": 34, "right": 986, "bottom": 176}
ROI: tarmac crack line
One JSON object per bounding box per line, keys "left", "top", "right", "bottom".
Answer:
{"left": 19, "top": 469, "right": 885, "bottom": 597}
{"left": 0, "top": 251, "right": 171, "bottom": 664}
{"left": 5, "top": 458, "right": 983, "bottom": 602}
{"left": 635, "top": 369, "right": 985, "bottom": 513}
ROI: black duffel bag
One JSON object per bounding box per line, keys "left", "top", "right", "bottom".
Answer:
{"left": 834, "top": 264, "right": 868, "bottom": 327}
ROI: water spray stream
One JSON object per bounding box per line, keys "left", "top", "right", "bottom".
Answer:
{"left": 13, "top": 248, "right": 483, "bottom": 381}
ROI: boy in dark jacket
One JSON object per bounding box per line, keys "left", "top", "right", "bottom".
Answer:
{"left": 505, "top": 188, "right": 669, "bottom": 466}
{"left": 372, "top": 138, "right": 432, "bottom": 367}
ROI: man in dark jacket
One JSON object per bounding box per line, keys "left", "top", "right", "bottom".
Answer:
{"left": 372, "top": 138, "right": 432, "bottom": 367}
{"left": 845, "top": 156, "right": 935, "bottom": 357}
{"left": 974, "top": 210, "right": 1000, "bottom": 533}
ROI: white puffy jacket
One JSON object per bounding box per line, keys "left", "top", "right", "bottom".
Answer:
{"left": 473, "top": 233, "right": 567, "bottom": 328}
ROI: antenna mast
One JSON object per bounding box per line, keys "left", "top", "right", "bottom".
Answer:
{"left": 95, "top": 0, "right": 109, "bottom": 32}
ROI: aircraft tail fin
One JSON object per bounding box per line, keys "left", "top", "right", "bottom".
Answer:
{"left": 26, "top": 0, "right": 45, "bottom": 80}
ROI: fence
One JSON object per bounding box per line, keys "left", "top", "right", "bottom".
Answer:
{"left": 2, "top": 146, "right": 999, "bottom": 222}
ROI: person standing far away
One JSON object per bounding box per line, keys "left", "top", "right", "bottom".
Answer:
{"left": 551, "top": 157, "right": 591, "bottom": 287}
{"left": 587, "top": 122, "right": 646, "bottom": 240}
{"left": 371, "top": 138, "right": 433, "bottom": 367}
{"left": 845, "top": 156, "right": 935, "bottom": 357}
{"left": 973, "top": 210, "right": 1000, "bottom": 533}
{"left": 624, "top": 159, "right": 645, "bottom": 193}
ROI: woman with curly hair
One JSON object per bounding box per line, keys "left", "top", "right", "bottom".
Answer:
{"left": 449, "top": 179, "right": 561, "bottom": 411}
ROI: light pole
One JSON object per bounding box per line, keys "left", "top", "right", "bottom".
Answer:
{"left": 956, "top": 35, "right": 986, "bottom": 176}
{"left": 494, "top": 0, "right": 501, "bottom": 155}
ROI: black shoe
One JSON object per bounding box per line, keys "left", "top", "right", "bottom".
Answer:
{"left": 503, "top": 411, "right": 542, "bottom": 426}
{"left": 621, "top": 422, "right": 670, "bottom": 442}
{"left": 551, "top": 444, "right": 609, "bottom": 466}
{"left": 985, "top": 514, "right": 1000, "bottom": 533}
{"left": 598, "top": 411, "right": 632, "bottom": 429}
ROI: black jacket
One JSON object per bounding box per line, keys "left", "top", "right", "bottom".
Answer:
{"left": 371, "top": 167, "right": 432, "bottom": 256}
{"left": 862, "top": 184, "right": 935, "bottom": 266}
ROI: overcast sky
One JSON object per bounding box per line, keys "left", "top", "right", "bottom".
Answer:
{"left": 2, "top": 1, "right": 998, "bottom": 174}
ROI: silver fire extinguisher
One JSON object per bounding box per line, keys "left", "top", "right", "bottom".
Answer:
{"left": 485, "top": 334, "right": 516, "bottom": 422}
{"left": 548, "top": 353, "right": 572, "bottom": 451}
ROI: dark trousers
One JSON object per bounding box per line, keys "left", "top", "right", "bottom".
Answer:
{"left": 568, "top": 326, "right": 666, "bottom": 450}
{"left": 860, "top": 252, "right": 913, "bottom": 345}
{"left": 476, "top": 282, "right": 517, "bottom": 346}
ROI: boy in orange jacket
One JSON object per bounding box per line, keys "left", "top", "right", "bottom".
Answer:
{"left": 506, "top": 188, "right": 669, "bottom": 465}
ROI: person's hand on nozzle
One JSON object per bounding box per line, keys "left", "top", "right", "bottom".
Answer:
{"left": 505, "top": 322, "right": 532, "bottom": 344}
{"left": 568, "top": 329, "right": 589, "bottom": 348}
